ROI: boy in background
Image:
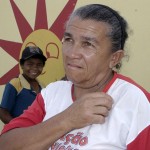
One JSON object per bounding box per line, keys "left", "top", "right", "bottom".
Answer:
{"left": 0, "top": 46, "right": 46, "bottom": 124}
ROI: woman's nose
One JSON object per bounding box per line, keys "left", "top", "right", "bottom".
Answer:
{"left": 64, "top": 43, "right": 82, "bottom": 59}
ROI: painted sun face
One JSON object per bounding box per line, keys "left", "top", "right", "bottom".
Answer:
{"left": 20, "top": 29, "right": 65, "bottom": 86}
{"left": 0, "top": 0, "right": 77, "bottom": 86}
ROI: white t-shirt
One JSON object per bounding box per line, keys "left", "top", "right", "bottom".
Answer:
{"left": 41, "top": 73, "right": 150, "bottom": 150}
{"left": 2, "top": 73, "right": 150, "bottom": 150}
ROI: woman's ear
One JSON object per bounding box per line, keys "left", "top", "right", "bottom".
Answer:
{"left": 109, "top": 50, "right": 124, "bottom": 68}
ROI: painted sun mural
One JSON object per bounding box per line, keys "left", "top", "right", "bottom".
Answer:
{"left": 0, "top": 0, "right": 77, "bottom": 87}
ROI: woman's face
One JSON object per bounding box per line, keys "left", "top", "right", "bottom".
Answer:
{"left": 62, "top": 17, "right": 116, "bottom": 88}
{"left": 21, "top": 58, "right": 44, "bottom": 80}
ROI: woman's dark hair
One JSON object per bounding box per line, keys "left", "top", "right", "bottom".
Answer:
{"left": 68, "top": 4, "right": 128, "bottom": 52}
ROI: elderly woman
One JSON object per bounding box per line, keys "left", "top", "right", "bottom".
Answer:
{"left": 0, "top": 4, "right": 150, "bottom": 150}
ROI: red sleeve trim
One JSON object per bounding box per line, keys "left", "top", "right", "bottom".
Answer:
{"left": 1, "top": 93, "right": 45, "bottom": 135}
{"left": 127, "top": 125, "right": 150, "bottom": 150}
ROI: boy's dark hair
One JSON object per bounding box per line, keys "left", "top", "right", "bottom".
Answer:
{"left": 20, "top": 46, "right": 47, "bottom": 66}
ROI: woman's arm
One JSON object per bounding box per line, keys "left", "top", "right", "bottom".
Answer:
{"left": 0, "top": 108, "right": 13, "bottom": 124}
{"left": 0, "top": 92, "right": 113, "bottom": 150}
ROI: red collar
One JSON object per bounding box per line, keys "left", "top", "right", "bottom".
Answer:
{"left": 71, "top": 72, "right": 117, "bottom": 101}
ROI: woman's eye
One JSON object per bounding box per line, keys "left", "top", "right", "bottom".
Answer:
{"left": 83, "top": 41, "right": 94, "bottom": 47}
{"left": 63, "top": 37, "right": 72, "bottom": 43}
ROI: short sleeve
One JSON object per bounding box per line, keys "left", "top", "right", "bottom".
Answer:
{"left": 1, "top": 93, "right": 46, "bottom": 135}
{"left": 0, "top": 83, "right": 17, "bottom": 111}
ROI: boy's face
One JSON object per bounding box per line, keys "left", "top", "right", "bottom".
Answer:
{"left": 21, "top": 58, "right": 44, "bottom": 80}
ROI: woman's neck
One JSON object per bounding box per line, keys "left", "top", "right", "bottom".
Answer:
{"left": 73, "top": 71, "right": 114, "bottom": 100}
